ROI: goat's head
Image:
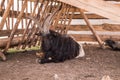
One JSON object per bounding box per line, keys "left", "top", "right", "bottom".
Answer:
{"left": 105, "top": 39, "right": 115, "bottom": 45}
{"left": 27, "top": 4, "right": 62, "bottom": 36}
{"left": 104, "top": 39, "right": 116, "bottom": 48}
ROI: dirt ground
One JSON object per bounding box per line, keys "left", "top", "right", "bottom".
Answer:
{"left": 0, "top": 44, "right": 120, "bottom": 80}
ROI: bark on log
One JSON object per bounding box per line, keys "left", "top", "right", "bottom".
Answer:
{"left": 0, "top": 36, "right": 36, "bottom": 49}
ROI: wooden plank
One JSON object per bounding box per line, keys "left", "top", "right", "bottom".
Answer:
{"left": 68, "top": 24, "right": 120, "bottom": 31}
{"left": 70, "top": 34, "right": 120, "bottom": 41}
{"left": 0, "top": 29, "right": 28, "bottom": 37}
{"left": 69, "top": 14, "right": 107, "bottom": 19}
{"left": 58, "top": 0, "right": 120, "bottom": 23}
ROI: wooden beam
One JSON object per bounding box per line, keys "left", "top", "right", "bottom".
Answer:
{"left": 68, "top": 24, "right": 120, "bottom": 31}
{"left": 0, "top": 9, "right": 107, "bottom": 19}
{"left": 70, "top": 34, "right": 120, "bottom": 41}
{"left": 69, "top": 14, "right": 107, "bottom": 19}
{"left": 0, "top": 0, "right": 13, "bottom": 30}
{"left": 58, "top": 0, "right": 120, "bottom": 23}
{"left": 80, "top": 9, "right": 104, "bottom": 47}
{"left": 0, "top": 29, "right": 27, "bottom": 37}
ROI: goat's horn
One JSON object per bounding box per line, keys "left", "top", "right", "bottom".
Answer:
{"left": 26, "top": 16, "right": 41, "bottom": 26}
{"left": 26, "top": 16, "right": 43, "bottom": 31}
{"left": 42, "top": 4, "right": 62, "bottom": 34}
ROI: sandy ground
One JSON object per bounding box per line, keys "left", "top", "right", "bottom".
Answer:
{"left": 0, "top": 44, "right": 120, "bottom": 80}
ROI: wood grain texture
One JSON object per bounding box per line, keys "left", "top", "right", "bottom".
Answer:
{"left": 58, "top": 0, "right": 120, "bottom": 23}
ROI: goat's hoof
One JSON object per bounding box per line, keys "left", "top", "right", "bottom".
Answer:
{"left": 37, "top": 58, "right": 45, "bottom": 64}
{"left": 40, "top": 60, "right": 45, "bottom": 64}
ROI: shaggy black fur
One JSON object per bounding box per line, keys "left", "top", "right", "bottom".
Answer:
{"left": 105, "top": 39, "right": 120, "bottom": 51}
{"left": 36, "top": 30, "right": 80, "bottom": 64}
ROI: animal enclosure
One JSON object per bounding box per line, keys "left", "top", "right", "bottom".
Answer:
{"left": 0, "top": 0, "right": 120, "bottom": 51}
{"left": 0, "top": 0, "right": 120, "bottom": 79}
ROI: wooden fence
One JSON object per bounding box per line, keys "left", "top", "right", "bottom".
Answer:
{"left": 0, "top": 0, "right": 120, "bottom": 52}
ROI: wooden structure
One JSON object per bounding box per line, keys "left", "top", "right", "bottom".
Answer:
{"left": 0, "top": 0, "right": 120, "bottom": 52}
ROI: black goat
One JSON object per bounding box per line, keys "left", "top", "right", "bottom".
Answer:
{"left": 27, "top": 4, "right": 85, "bottom": 64}
{"left": 105, "top": 39, "right": 120, "bottom": 51}
{"left": 36, "top": 30, "right": 84, "bottom": 64}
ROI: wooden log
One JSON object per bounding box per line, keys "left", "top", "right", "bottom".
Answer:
{"left": 0, "top": 37, "right": 24, "bottom": 49}
{"left": 4, "top": 0, "right": 27, "bottom": 52}
{"left": 0, "top": 36, "right": 38, "bottom": 49}
{"left": 0, "top": 0, "right": 13, "bottom": 30}
{"left": 80, "top": 9, "right": 104, "bottom": 47}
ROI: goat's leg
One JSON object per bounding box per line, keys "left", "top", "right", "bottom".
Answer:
{"left": 39, "top": 51, "right": 54, "bottom": 64}
{"left": 40, "top": 58, "right": 54, "bottom": 64}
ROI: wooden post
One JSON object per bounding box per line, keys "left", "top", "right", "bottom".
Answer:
{"left": 4, "top": 0, "right": 28, "bottom": 52}
{"left": 79, "top": 9, "right": 104, "bottom": 48}
{"left": 0, "top": 0, "right": 13, "bottom": 30}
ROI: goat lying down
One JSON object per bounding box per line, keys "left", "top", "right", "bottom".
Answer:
{"left": 105, "top": 39, "right": 120, "bottom": 51}
{"left": 36, "top": 30, "right": 85, "bottom": 64}
{"left": 27, "top": 4, "right": 85, "bottom": 64}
